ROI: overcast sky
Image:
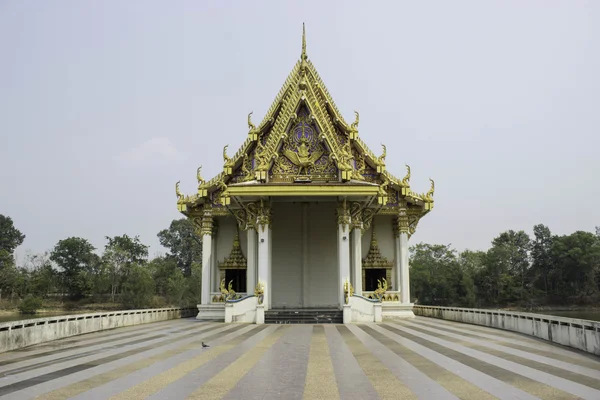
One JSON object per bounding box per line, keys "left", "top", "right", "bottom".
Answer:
{"left": 1, "top": 1, "right": 598, "bottom": 261}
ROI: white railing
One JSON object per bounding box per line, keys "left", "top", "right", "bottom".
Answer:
{"left": 414, "top": 305, "right": 600, "bottom": 356}
{"left": 0, "top": 307, "right": 197, "bottom": 353}
{"left": 210, "top": 292, "right": 248, "bottom": 303}
{"left": 225, "top": 295, "right": 258, "bottom": 323}
{"left": 344, "top": 295, "right": 382, "bottom": 323}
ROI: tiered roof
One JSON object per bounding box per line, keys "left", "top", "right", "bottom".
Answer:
{"left": 177, "top": 25, "right": 434, "bottom": 216}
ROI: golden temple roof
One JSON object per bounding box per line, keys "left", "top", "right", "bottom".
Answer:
{"left": 177, "top": 25, "right": 434, "bottom": 215}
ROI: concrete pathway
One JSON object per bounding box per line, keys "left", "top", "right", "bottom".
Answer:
{"left": 0, "top": 317, "right": 599, "bottom": 399}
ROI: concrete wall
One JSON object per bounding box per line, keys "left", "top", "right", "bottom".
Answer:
{"left": 0, "top": 307, "right": 196, "bottom": 353}
{"left": 414, "top": 305, "right": 600, "bottom": 356}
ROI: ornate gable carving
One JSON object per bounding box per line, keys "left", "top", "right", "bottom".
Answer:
{"left": 269, "top": 106, "right": 337, "bottom": 182}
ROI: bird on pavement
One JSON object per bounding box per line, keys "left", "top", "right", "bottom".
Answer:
{"left": 202, "top": 342, "right": 209, "bottom": 348}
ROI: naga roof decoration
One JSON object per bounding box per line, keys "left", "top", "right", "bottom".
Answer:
{"left": 176, "top": 24, "right": 434, "bottom": 216}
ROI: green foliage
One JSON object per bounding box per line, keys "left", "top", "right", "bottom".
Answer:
{"left": 50, "top": 237, "right": 98, "bottom": 299}
{"left": 121, "top": 264, "right": 155, "bottom": 309}
{"left": 19, "top": 294, "right": 43, "bottom": 314}
{"left": 103, "top": 234, "right": 149, "bottom": 301}
{"left": 158, "top": 218, "right": 202, "bottom": 276}
{"left": 0, "top": 215, "right": 25, "bottom": 296}
{"left": 411, "top": 225, "right": 600, "bottom": 308}
{"left": 550, "top": 231, "right": 600, "bottom": 297}
{"left": 0, "top": 215, "right": 25, "bottom": 255}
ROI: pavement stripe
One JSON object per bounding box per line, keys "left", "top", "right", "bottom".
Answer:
{"left": 403, "top": 320, "right": 600, "bottom": 385}
{"left": 185, "top": 326, "right": 288, "bottom": 400}
{"left": 0, "top": 321, "right": 202, "bottom": 375}
{"left": 0, "top": 323, "right": 226, "bottom": 397}
{"left": 348, "top": 324, "right": 459, "bottom": 399}
{"left": 32, "top": 324, "right": 237, "bottom": 400}
{"left": 0, "top": 319, "right": 187, "bottom": 363}
{"left": 146, "top": 325, "right": 275, "bottom": 400}
{"left": 413, "top": 317, "right": 600, "bottom": 370}
{"left": 372, "top": 323, "right": 536, "bottom": 400}
{"left": 360, "top": 325, "right": 497, "bottom": 400}
{"left": 107, "top": 325, "right": 267, "bottom": 400}
{"left": 387, "top": 322, "right": 600, "bottom": 400}
{"left": 336, "top": 325, "right": 417, "bottom": 400}
{"left": 323, "top": 325, "right": 379, "bottom": 400}
{"left": 221, "top": 325, "right": 313, "bottom": 400}
{"left": 301, "top": 325, "right": 339, "bottom": 400}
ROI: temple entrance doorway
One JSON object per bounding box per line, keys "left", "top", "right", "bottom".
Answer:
{"left": 364, "top": 268, "right": 387, "bottom": 291}
{"left": 271, "top": 200, "right": 338, "bottom": 308}
{"left": 225, "top": 269, "right": 246, "bottom": 293}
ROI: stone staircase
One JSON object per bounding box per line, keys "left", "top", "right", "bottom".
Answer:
{"left": 265, "top": 308, "right": 343, "bottom": 324}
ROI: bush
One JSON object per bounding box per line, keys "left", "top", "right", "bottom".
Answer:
{"left": 19, "top": 295, "right": 43, "bottom": 314}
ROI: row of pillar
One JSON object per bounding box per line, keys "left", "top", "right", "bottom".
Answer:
{"left": 198, "top": 202, "right": 412, "bottom": 309}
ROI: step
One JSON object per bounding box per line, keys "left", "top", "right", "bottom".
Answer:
{"left": 265, "top": 309, "right": 342, "bottom": 324}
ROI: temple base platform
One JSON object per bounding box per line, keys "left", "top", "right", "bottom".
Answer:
{"left": 382, "top": 302, "right": 415, "bottom": 319}
{"left": 196, "top": 304, "right": 225, "bottom": 321}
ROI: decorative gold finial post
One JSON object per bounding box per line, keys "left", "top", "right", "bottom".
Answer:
{"left": 175, "top": 181, "right": 183, "bottom": 200}
{"left": 197, "top": 166, "right": 205, "bottom": 185}
{"left": 301, "top": 22, "right": 307, "bottom": 60}
{"left": 402, "top": 164, "right": 411, "bottom": 186}
{"left": 248, "top": 112, "right": 256, "bottom": 131}
{"left": 223, "top": 145, "right": 230, "bottom": 163}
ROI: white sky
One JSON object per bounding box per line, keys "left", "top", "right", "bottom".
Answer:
{"left": 1, "top": 1, "right": 598, "bottom": 261}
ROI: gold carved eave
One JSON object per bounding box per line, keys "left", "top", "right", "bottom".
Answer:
{"left": 226, "top": 184, "right": 379, "bottom": 197}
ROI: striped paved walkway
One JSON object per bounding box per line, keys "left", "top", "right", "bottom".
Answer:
{"left": 1, "top": 317, "right": 599, "bottom": 399}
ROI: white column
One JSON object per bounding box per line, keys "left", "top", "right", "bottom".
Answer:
{"left": 400, "top": 232, "right": 410, "bottom": 303}
{"left": 212, "top": 226, "right": 218, "bottom": 293}
{"left": 338, "top": 223, "right": 351, "bottom": 308}
{"left": 352, "top": 227, "right": 362, "bottom": 295}
{"left": 394, "top": 234, "right": 401, "bottom": 292}
{"left": 246, "top": 228, "right": 257, "bottom": 295}
{"left": 200, "top": 213, "right": 213, "bottom": 305}
{"left": 257, "top": 224, "right": 270, "bottom": 310}
{"left": 267, "top": 227, "right": 272, "bottom": 309}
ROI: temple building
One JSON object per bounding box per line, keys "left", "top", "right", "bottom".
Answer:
{"left": 176, "top": 26, "right": 434, "bottom": 323}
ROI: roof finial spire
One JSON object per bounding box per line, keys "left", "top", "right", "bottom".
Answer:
{"left": 301, "top": 23, "right": 307, "bottom": 60}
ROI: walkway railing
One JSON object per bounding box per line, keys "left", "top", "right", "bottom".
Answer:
{"left": 0, "top": 306, "right": 197, "bottom": 353}
{"left": 414, "top": 305, "right": 600, "bottom": 356}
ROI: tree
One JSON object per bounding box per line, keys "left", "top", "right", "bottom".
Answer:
{"left": 148, "top": 256, "right": 179, "bottom": 297}
{"left": 490, "top": 230, "right": 531, "bottom": 301}
{"left": 25, "top": 252, "right": 57, "bottom": 298}
{"left": 0, "top": 215, "right": 25, "bottom": 255}
{"left": 121, "top": 264, "right": 155, "bottom": 309}
{"left": 0, "top": 215, "right": 25, "bottom": 295}
{"left": 550, "top": 231, "right": 600, "bottom": 298}
{"left": 531, "top": 224, "right": 553, "bottom": 294}
{"left": 410, "top": 243, "right": 462, "bottom": 306}
{"left": 50, "top": 237, "right": 97, "bottom": 298}
{"left": 158, "top": 218, "right": 202, "bottom": 276}
{"left": 103, "top": 235, "right": 149, "bottom": 301}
